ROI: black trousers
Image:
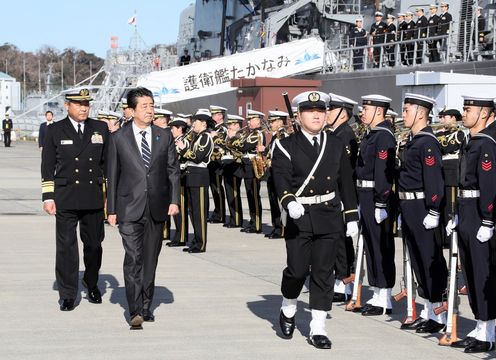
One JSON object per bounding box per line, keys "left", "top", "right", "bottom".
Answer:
{"left": 119, "top": 203, "right": 164, "bottom": 317}
{"left": 172, "top": 185, "right": 189, "bottom": 244}
{"left": 282, "top": 230, "right": 341, "bottom": 311}
{"left": 267, "top": 172, "right": 283, "bottom": 235}
{"left": 3, "top": 131, "right": 11, "bottom": 147}
{"left": 55, "top": 208, "right": 104, "bottom": 299}
{"left": 209, "top": 165, "right": 226, "bottom": 222}
{"left": 352, "top": 49, "right": 364, "bottom": 70}
{"left": 435, "top": 186, "right": 457, "bottom": 247}
{"left": 334, "top": 234, "right": 354, "bottom": 281}
{"left": 187, "top": 186, "right": 209, "bottom": 251}
{"left": 400, "top": 199, "right": 448, "bottom": 302}
{"left": 406, "top": 43, "right": 414, "bottom": 65}
{"left": 223, "top": 165, "right": 243, "bottom": 227}
{"left": 386, "top": 46, "right": 395, "bottom": 67}
{"left": 428, "top": 40, "right": 440, "bottom": 62}
{"left": 416, "top": 41, "right": 424, "bottom": 64}
{"left": 244, "top": 176, "right": 262, "bottom": 231}
{"left": 372, "top": 46, "right": 382, "bottom": 68}
{"left": 358, "top": 190, "right": 395, "bottom": 288}
{"left": 458, "top": 198, "right": 496, "bottom": 321}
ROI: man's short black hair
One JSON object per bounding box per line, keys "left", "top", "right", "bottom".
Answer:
{"left": 45, "top": 110, "right": 53, "bottom": 116}
{"left": 127, "top": 87, "right": 154, "bottom": 110}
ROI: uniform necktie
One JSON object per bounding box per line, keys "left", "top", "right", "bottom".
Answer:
{"left": 312, "top": 136, "right": 320, "bottom": 154}
{"left": 140, "top": 130, "right": 151, "bottom": 168}
{"left": 77, "top": 123, "right": 83, "bottom": 140}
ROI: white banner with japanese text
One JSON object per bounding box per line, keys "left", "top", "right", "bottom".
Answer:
{"left": 137, "top": 37, "right": 324, "bottom": 104}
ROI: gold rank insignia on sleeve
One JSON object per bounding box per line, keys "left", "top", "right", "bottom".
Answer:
{"left": 41, "top": 180, "right": 55, "bottom": 193}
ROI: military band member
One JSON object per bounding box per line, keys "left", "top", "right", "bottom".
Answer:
{"left": 404, "top": 12, "right": 416, "bottom": 65}
{"left": 222, "top": 115, "right": 245, "bottom": 228}
{"left": 370, "top": 12, "right": 387, "bottom": 68}
{"left": 325, "top": 93, "right": 359, "bottom": 302}
{"left": 398, "top": 93, "right": 448, "bottom": 333}
{"left": 446, "top": 96, "right": 496, "bottom": 353}
{"left": 415, "top": 7, "right": 428, "bottom": 64}
{"left": 273, "top": 91, "right": 359, "bottom": 349}
{"left": 427, "top": 4, "right": 440, "bottom": 62}
{"left": 41, "top": 87, "right": 109, "bottom": 311}
{"left": 385, "top": 14, "right": 396, "bottom": 67}
{"left": 167, "top": 117, "right": 191, "bottom": 247}
{"left": 238, "top": 109, "right": 266, "bottom": 233}
{"left": 178, "top": 110, "right": 214, "bottom": 253}
{"left": 208, "top": 105, "right": 227, "bottom": 224}
{"left": 2, "top": 113, "right": 13, "bottom": 147}
{"left": 265, "top": 111, "right": 290, "bottom": 239}
{"left": 349, "top": 18, "right": 367, "bottom": 70}
{"left": 354, "top": 95, "right": 397, "bottom": 315}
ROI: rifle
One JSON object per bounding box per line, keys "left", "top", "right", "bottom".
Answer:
{"left": 393, "top": 230, "right": 418, "bottom": 324}
{"left": 345, "top": 233, "right": 365, "bottom": 312}
{"left": 282, "top": 92, "right": 299, "bottom": 133}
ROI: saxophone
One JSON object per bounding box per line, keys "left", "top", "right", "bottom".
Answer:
{"left": 251, "top": 131, "right": 267, "bottom": 180}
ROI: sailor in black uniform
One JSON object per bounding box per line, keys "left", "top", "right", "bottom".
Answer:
{"left": 273, "top": 91, "right": 359, "bottom": 349}
{"left": 438, "top": 2, "right": 453, "bottom": 55}
{"left": 396, "top": 13, "right": 408, "bottom": 65}
{"left": 398, "top": 93, "right": 448, "bottom": 333}
{"left": 370, "top": 12, "right": 387, "bottom": 68}
{"left": 385, "top": 14, "right": 397, "bottom": 67}
{"left": 349, "top": 18, "right": 367, "bottom": 70}
{"left": 427, "top": 4, "right": 440, "bottom": 62}
{"left": 415, "top": 7, "right": 429, "bottom": 64}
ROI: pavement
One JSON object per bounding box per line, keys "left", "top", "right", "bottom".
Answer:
{"left": 0, "top": 141, "right": 492, "bottom": 360}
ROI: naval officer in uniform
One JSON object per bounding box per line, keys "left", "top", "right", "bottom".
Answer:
{"left": 272, "top": 91, "right": 359, "bottom": 349}
{"left": 41, "top": 87, "right": 109, "bottom": 311}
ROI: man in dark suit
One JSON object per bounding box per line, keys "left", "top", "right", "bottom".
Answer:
{"left": 38, "top": 110, "right": 54, "bottom": 150}
{"left": 2, "top": 113, "right": 13, "bottom": 147}
{"left": 106, "top": 87, "right": 180, "bottom": 329}
{"left": 41, "top": 88, "right": 109, "bottom": 311}
{"left": 272, "top": 91, "right": 359, "bottom": 349}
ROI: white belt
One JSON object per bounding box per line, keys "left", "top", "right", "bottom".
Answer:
{"left": 458, "top": 189, "right": 480, "bottom": 198}
{"left": 221, "top": 155, "right": 234, "bottom": 160}
{"left": 186, "top": 161, "right": 208, "bottom": 168}
{"left": 357, "top": 180, "right": 375, "bottom": 188}
{"left": 398, "top": 191, "right": 425, "bottom": 200}
{"left": 297, "top": 192, "right": 335, "bottom": 205}
{"left": 243, "top": 154, "right": 256, "bottom": 159}
{"left": 442, "top": 154, "right": 459, "bottom": 160}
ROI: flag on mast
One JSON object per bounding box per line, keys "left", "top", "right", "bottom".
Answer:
{"left": 128, "top": 14, "right": 137, "bottom": 26}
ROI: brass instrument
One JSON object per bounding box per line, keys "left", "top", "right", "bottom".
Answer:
{"left": 252, "top": 132, "right": 267, "bottom": 179}
{"left": 176, "top": 128, "right": 194, "bottom": 143}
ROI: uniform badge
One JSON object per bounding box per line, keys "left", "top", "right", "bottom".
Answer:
{"left": 308, "top": 92, "right": 320, "bottom": 102}
{"left": 488, "top": 203, "right": 494, "bottom": 212}
{"left": 91, "top": 132, "right": 104, "bottom": 144}
{"left": 481, "top": 160, "right": 492, "bottom": 171}
{"left": 425, "top": 155, "right": 435, "bottom": 166}
{"left": 432, "top": 194, "right": 438, "bottom": 202}
{"left": 61, "top": 140, "right": 73, "bottom": 145}
{"left": 378, "top": 150, "right": 388, "bottom": 160}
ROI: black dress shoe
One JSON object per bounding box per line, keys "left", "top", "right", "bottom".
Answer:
{"left": 361, "top": 305, "right": 392, "bottom": 316}
{"left": 416, "top": 319, "right": 445, "bottom": 333}
{"left": 88, "top": 288, "right": 102, "bottom": 304}
{"left": 400, "top": 317, "right": 427, "bottom": 330}
{"left": 143, "top": 310, "right": 155, "bottom": 322}
{"left": 188, "top": 248, "right": 205, "bottom": 253}
{"left": 464, "top": 339, "right": 494, "bottom": 353}
{"left": 308, "top": 335, "right": 332, "bottom": 349}
{"left": 182, "top": 247, "right": 190, "bottom": 252}
{"left": 269, "top": 232, "right": 283, "bottom": 239}
{"left": 166, "top": 241, "right": 183, "bottom": 247}
{"left": 240, "top": 227, "right": 248, "bottom": 232}
{"left": 332, "top": 293, "right": 349, "bottom": 303}
{"left": 129, "top": 314, "right": 144, "bottom": 330}
{"left": 60, "top": 299, "right": 75, "bottom": 311}
{"left": 451, "top": 337, "right": 476, "bottom": 348}
{"left": 224, "top": 223, "right": 241, "bottom": 228}
{"left": 279, "top": 310, "right": 295, "bottom": 338}
{"left": 244, "top": 227, "right": 261, "bottom": 234}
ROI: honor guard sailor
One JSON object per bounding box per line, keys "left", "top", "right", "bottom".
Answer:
{"left": 41, "top": 87, "right": 109, "bottom": 311}
{"left": 398, "top": 93, "right": 448, "bottom": 333}
{"left": 272, "top": 91, "right": 359, "bottom": 349}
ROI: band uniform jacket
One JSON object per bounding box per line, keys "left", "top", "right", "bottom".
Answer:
{"left": 41, "top": 117, "right": 109, "bottom": 210}
{"left": 272, "top": 131, "right": 359, "bottom": 235}
{"left": 239, "top": 127, "right": 266, "bottom": 179}
{"left": 436, "top": 127, "right": 465, "bottom": 187}
{"left": 182, "top": 130, "right": 214, "bottom": 187}
{"left": 106, "top": 123, "right": 180, "bottom": 222}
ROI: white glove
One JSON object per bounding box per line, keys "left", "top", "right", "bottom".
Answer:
{"left": 445, "top": 215, "right": 458, "bottom": 237}
{"left": 287, "top": 201, "right": 305, "bottom": 220}
{"left": 374, "top": 208, "right": 388, "bottom": 224}
{"left": 476, "top": 225, "right": 494, "bottom": 243}
{"left": 423, "top": 213, "right": 440, "bottom": 230}
{"left": 346, "top": 221, "right": 359, "bottom": 238}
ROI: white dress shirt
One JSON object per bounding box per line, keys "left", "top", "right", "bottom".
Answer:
{"left": 132, "top": 122, "right": 152, "bottom": 155}
{"left": 300, "top": 128, "right": 322, "bottom": 146}
{"left": 69, "top": 117, "right": 85, "bottom": 133}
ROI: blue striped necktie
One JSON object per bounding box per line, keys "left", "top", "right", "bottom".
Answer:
{"left": 140, "top": 130, "right": 151, "bottom": 168}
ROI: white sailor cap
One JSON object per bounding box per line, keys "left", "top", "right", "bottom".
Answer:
{"left": 403, "top": 93, "right": 436, "bottom": 110}
{"left": 357, "top": 106, "right": 363, "bottom": 112}
{"left": 63, "top": 87, "right": 93, "bottom": 102}
{"left": 291, "top": 106, "right": 298, "bottom": 114}
{"left": 361, "top": 94, "right": 392, "bottom": 108}
{"left": 96, "top": 110, "right": 109, "bottom": 119}
{"left": 429, "top": 4, "right": 438, "bottom": 9}
{"left": 246, "top": 109, "right": 265, "bottom": 119}
{"left": 209, "top": 105, "right": 227, "bottom": 114}
{"left": 387, "top": 14, "right": 395, "bottom": 19}
{"left": 168, "top": 117, "right": 189, "bottom": 128}
{"left": 405, "top": 11, "right": 413, "bottom": 16}
{"left": 355, "top": 17, "right": 363, "bottom": 22}
{"left": 397, "top": 13, "right": 405, "bottom": 17}
{"left": 477, "top": 6, "right": 483, "bottom": 10}
{"left": 121, "top": 98, "right": 128, "bottom": 108}
{"left": 193, "top": 109, "right": 215, "bottom": 128}
{"left": 268, "top": 110, "right": 289, "bottom": 122}
{"left": 154, "top": 108, "right": 173, "bottom": 118}
{"left": 415, "top": 7, "right": 425, "bottom": 12}
{"left": 440, "top": 2, "right": 449, "bottom": 7}
{"left": 462, "top": 95, "right": 495, "bottom": 108}
{"left": 226, "top": 114, "right": 244, "bottom": 124}
{"left": 386, "top": 109, "right": 398, "bottom": 117}
{"left": 107, "top": 111, "right": 121, "bottom": 120}
{"left": 328, "top": 93, "right": 357, "bottom": 110}
{"left": 375, "top": 11, "right": 383, "bottom": 17}
{"left": 292, "top": 91, "right": 330, "bottom": 111}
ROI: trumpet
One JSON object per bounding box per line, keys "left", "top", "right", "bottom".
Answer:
{"left": 175, "top": 128, "right": 194, "bottom": 144}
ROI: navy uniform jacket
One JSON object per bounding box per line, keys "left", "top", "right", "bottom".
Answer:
{"left": 370, "top": 21, "right": 387, "bottom": 44}
{"left": 349, "top": 27, "right": 367, "bottom": 47}
{"left": 397, "top": 20, "right": 408, "bottom": 41}
{"left": 436, "top": 127, "right": 465, "bottom": 186}
{"left": 398, "top": 127, "right": 444, "bottom": 213}
{"left": 416, "top": 15, "right": 429, "bottom": 39}
{"left": 38, "top": 122, "right": 48, "bottom": 148}
{"left": 272, "top": 131, "right": 359, "bottom": 235}
{"left": 404, "top": 20, "right": 416, "bottom": 40}
{"left": 459, "top": 131, "right": 496, "bottom": 226}
{"left": 438, "top": 12, "right": 453, "bottom": 35}
{"left": 183, "top": 131, "right": 214, "bottom": 187}
{"left": 356, "top": 121, "right": 396, "bottom": 207}
{"left": 2, "top": 118, "right": 13, "bottom": 132}
{"left": 386, "top": 23, "right": 396, "bottom": 45}
{"left": 428, "top": 14, "right": 439, "bottom": 37}
{"left": 329, "top": 122, "right": 358, "bottom": 173}
{"left": 41, "top": 117, "right": 109, "bottom": 210}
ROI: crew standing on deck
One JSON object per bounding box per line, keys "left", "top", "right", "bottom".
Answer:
{"left": 370, "top": 12, "right": 387, "bottom": 68}
{"left": 415, "top": 7, "right": 428, "bottom": 64}
{"left": 349, "top": 18, "right": 367, "bottom": 70}
{"left": 427, "top": 4, "right": 440, "bottom": 63}
{"left": 273, "top": 91, "right": 359, "bottom": 349}
{"left": 385, "top": 14, "right": 396, "bottom": 67}
{"left": 41, "top": 87, "right": 109, "bottom": 311}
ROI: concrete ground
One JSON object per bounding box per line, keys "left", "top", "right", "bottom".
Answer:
{"left": 0, "top": 141, "right": 490, "bottom": 359}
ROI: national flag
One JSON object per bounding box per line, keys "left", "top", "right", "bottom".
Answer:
{"left": 128, "top": 15, "right": 137, "bottom": 26}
